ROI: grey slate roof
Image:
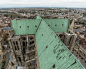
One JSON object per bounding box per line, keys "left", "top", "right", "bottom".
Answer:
{"left": 4, "top": 27, "right": 11, "bottom": 31}
{"left": 74, "top": 29, "right": 82, "bottom": 32}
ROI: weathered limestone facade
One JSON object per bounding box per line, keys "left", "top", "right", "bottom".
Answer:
{"left": 8, "top": 30, "right": 39, "bottom": 69}
{"left": 0, "top": 39, "right": 3, "bottom": 69}
{"left": 56, "top": 32, "right": 76, "bottom": 52}
{"left": 6, "top": 62, "right": 13, "bottom": 69}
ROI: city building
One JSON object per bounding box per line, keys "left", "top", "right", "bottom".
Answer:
{"left": 8, "top": 15, "right": 85, "bottom": 69}
{"left": 0, "top": 39, "right": 3, "bottom": 69}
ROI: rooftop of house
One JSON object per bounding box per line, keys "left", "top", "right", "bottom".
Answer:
{"left": 74, "top": 29, "right": 83, "bottom": 32}
{"left": 4, "top": 27, "right": 11, "bottom": 31}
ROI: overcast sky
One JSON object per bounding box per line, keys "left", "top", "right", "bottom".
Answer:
{"left": 0, "top": 0, "right": 86, "bottom": 8}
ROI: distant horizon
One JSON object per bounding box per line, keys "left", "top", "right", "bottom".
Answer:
{"left": 0, "top": 0, "right": 86, "bottom": 9}
{"left": 0, "top": 7, "right": 86, "bottom": 9}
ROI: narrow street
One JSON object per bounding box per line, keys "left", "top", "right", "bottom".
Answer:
{"left": 4, "top": 52, "right": 10, "bottom": 69}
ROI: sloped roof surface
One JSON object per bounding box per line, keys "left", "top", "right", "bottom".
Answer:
{"left": 74, "top": 29, "right": 82, "bottom": 32}
{"left": 36, "top": 15, "right": 42, "bottom": 19}
{"left": 44, "top": 19, "right": 68, "bottom": 33}
{"left": 35, "top": 20, "right": 85, "bottom": 69}
{"left": 4, "top": 27, "right": 11, "bottom": 31}
{"left": 12, "top": 19, "right": 41, "bottom": 35}
{"left": 12, "top": 18, "right": 68, "bottom": 35}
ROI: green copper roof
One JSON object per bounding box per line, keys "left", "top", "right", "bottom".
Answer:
{"left": 35, "top": 20, "right": 85, "bottom": 69}
{"left": 12, "top": 18, "right": 68, "bottom": 35}
{"left": 44, "top": 19, "right": 69, "bottom": 33}
{"left": 12, "top": 19, "right": 41, "bottom": 35}
{"left": 36, "top": 15, "right": 42, "bottom": 19}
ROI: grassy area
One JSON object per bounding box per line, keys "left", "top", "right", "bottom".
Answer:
{"left": 1, "top": 61, "right": 5, "bottom": 69}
